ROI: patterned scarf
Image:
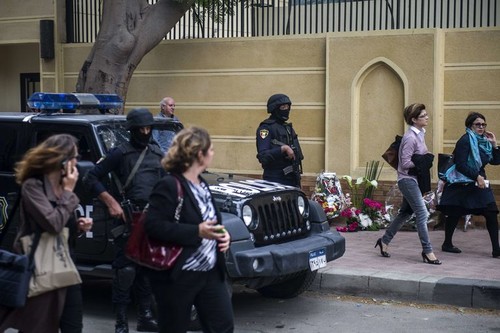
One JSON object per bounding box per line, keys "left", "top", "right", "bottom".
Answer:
{"left": 467, "top": 127, "right": 493, "bottom": 163}
{"left": 444, "top": 128, "right": 491, "bottom": 184}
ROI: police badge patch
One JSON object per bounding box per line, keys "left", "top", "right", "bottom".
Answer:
{"left": 259, "top": 129, "right": 269, "bottom": 139}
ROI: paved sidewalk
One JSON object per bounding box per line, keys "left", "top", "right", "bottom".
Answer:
{"left": 313, "top": 224, "right": 500, "bottom": 310}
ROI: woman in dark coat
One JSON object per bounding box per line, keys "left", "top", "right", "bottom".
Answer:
{"left": 0, "top": 134, "right": 93, "bottom": 332}
{"left": 438, "top": 112, "right": 500, "bottom": 258}
{"left": 145, "top": 126, "right": 233, "bottom": 333}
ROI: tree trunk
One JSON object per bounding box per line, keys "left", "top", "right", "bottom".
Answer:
{"left": 75, "top": 0, "right": 195, "bottom": 113}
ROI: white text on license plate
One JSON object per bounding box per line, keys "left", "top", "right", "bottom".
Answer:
{"left": 309, "top": 248, "right": 327, "bottom": 271}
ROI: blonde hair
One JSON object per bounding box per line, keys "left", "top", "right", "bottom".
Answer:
{"left": 162, "top": 126, "right": 211, "bottom": 173}
{"left": 15, "top": 134, "right": 77, "bottom": 184}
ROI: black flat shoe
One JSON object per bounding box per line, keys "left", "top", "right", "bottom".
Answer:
{"left": 493, "top": 250, "right": 500, "bottom": 258}
{"left": 422, "top": 252, "right": 442, "bottom": 265}
{"left": 442, "top": 245, "right": 462, "bottom": 253}
{"left": 375, "top": 238, "right": 390, "bottom": 258}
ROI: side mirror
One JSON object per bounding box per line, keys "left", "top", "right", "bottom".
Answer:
{"left": 76, "top": 160, "right": 95, "bottom": 174}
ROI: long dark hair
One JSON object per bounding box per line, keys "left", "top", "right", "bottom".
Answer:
{"left": 15, "top": 134, "right": 78, "bottom": 184}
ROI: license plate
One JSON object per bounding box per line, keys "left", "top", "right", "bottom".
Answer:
{"left": 309, "top": 248, "right": 327, "bottom": 271}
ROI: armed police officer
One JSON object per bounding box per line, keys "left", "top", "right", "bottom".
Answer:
{"left": 256, "top": 94, "right": 304, "bottom": 188}
{"left": 84, "top": 108, "right": 162, "bottom": 333}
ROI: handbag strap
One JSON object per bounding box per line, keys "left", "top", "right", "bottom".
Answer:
{"left": 141, "top": 174, "right": 184, "bottom": 223}
{"left": 172, "top": 175, "right": 184, "bottom": 223}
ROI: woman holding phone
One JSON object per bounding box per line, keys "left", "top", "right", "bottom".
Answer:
{"left": 438, "top": 112, "right": 500, "bottom": 258}
{"left": 0, "top": 134, "right": 92, "bottom": 333}
{"left": 145, "top": 126, "right": 233, "bottom": 333}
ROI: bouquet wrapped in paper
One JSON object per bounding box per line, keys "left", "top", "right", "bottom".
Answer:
{"left": 311, "top": 172, "right": 346, "bottom": 219}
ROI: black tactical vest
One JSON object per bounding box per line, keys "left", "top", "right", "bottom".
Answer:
{"left": 117, "top": 142, "right": 163, "bottom": 205}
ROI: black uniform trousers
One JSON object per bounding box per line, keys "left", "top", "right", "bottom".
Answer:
{"left": 112, "top": 231, "right": 152, "bottom": 305}
{"left": 149, "top": 268, "right": 234, "bottom": 333}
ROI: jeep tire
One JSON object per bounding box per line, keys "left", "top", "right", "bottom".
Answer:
{"left": 256, "top": 269, "right": 317, "bottom": 299}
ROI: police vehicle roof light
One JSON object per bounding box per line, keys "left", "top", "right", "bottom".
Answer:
{"left": 27, "top": 92, "right": 123, "bottom": 111}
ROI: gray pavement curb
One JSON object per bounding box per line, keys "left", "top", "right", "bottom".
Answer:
{"left": 311, "top": 268, "right": 500, "bottom": 310}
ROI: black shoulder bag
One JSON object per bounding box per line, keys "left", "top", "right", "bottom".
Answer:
{"left": 0, "top": 192, "right": 41, "bottom": 308}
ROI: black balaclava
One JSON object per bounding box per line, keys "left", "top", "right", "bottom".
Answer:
{"left": 130, "top": 128, "right": 152, "bottom": 148}
{"left": 271, "top": 106, "right": 291, "bottom": 122}
{"left": 267, "top": 94, "right": 292, "bottom": 123}
{"left": 277, "top": 107, "right": 290, "bottom": 121}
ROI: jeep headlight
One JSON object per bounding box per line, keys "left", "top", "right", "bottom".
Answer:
{"left": 297, "top": 196, "right": 306, "bottom": 215}
{"left": 242, "top": 205, "right": 258, "bottom": 230}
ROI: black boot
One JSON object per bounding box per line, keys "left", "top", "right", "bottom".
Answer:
{"left": 115, "top": 304, "right": 129, "bottom": 333}
{"left": 137, "top": 303, "right": 158, "bottom": 332}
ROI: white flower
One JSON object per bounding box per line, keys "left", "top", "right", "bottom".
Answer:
{"left": 358, "top": 213, "right": 372, "bottom": 228}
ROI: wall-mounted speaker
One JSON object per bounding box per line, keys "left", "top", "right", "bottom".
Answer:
{"left": 40, "top": 20, "right": 55, "bottom": 59}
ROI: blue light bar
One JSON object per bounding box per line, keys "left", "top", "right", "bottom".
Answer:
{"left": 27, "top": 92, "right": 123, "bottom": 111}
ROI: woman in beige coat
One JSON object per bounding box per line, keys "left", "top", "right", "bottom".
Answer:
{"left": 0, "top": 134, "right": 92, "bottom": 333}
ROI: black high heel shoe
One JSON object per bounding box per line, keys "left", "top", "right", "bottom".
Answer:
{"left": 375, "top": 238, "right": 390, "bottom": 258}
{"left": 421, "top": 252, "right": 442, "bottom": 265}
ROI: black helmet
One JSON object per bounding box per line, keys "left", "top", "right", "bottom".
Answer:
{"left": 267, "top": 94, "right": 292, "bottom": 113}
{"left": 126, "top": 108, "right": 155, "bottom": 129}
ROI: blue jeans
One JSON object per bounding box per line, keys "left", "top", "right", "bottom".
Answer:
{"left": 382, "top": 178, "right": 433, "bottom": 254}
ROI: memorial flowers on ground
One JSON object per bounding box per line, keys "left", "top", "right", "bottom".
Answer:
{"left": 311, "top": 172, "right": 346, "bottom": 220}
{"left": 336, "top": 161, "right": 389, "bottom": 232}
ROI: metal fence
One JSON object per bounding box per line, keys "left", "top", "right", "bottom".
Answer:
{"left": 66, "top": 0, "right": 499, "bottom": 43}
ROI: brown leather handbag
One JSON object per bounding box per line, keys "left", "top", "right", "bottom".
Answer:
{"left": 125, "top": 176, "right": 184, "bottom": 270}
{"left": 382, "top": 135, "right": 402, "bottom": 170}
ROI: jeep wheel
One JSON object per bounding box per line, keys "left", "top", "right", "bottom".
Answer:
{"left": 256, "top": 270, "right": 317, "bottom": 299}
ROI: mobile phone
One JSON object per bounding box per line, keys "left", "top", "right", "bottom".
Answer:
{"left": 215, "top": 226, "right": 226, "bottom": 234}
{"left": 61, "top": 158, "right": 69, "bottom": 176}
{"left": 475, "top": 180, "right": 490, "bottom": 188}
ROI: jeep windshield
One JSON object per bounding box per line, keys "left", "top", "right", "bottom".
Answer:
{"left": 96, "top": 122, "right": 180, "bottom": 153}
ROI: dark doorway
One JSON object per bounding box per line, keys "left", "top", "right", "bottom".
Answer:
{"left": 20, "top": 73, "right": 40, "bottom": 112}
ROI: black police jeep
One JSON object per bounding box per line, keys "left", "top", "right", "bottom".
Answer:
{"left": 0, "top": 93, "right": 345, "bottom": 299}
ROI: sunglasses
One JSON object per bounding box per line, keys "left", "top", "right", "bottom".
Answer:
{"left": 473, "top": 123, "right": 487, "bottom": 128}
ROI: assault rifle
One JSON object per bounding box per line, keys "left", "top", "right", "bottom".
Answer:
{"left": 110, "top": 198, "right": 134, "bottom": 239}
{"left": 271, "top": 139, "right": 303, "bottom": 187}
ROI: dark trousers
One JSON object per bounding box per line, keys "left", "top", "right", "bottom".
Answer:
{"left": 112, "top": 235, "right": 153, "bottom": 305}
{"left": 444, "top": 211, "right": 500, "bottom": 252}
{"left": 60, "top": 284, "right": 83, "bottom": 333}
{"left": 149, "top": 268, "right": 234, "bottom": 333}
{"left": 112, "top": 264, "right": 153, "bottom": 305}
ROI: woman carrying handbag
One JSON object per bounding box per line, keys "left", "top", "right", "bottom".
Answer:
{"left": 145, "top": 126, "right": 234, "bottom": 333}
{"left": 374, "top": 103, "right": 441, "bottom": 264}
{"left": 0, "top": 134, "right": 92, "bottom": 333}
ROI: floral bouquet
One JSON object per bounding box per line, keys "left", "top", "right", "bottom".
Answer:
{"left": 311, "top": 172, "right": 346, "bottom": 219}
{"left": 359, "top": 198, "right": 388, "bottom": 230}
{"left": 336, "top": 160, "right": 389, "bottom": 232}
{"left": 336, "top": 205, "right": 361, "bottom": 232}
